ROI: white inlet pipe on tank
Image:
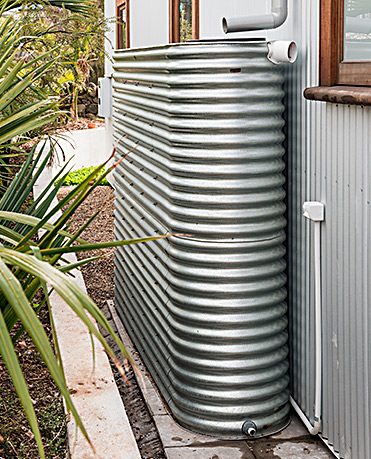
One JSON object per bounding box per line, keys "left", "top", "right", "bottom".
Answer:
{"left": 267, "top": 41, "right": 298, "bottom": 64}
{"left": 222, "top": 0, "right": 288, "bottom": 33}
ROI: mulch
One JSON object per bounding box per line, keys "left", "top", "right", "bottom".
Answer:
{"left": 0, "top": 298, "right": 68, "bottom": 459}
{"left": 57, "top": 185, "right": 116, "bottom": 310}
{"left": 55, "top": 117, "right": 105, "bottom": 133}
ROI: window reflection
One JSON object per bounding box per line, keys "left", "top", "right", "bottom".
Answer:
{"left": 180, "top": 0, "right": 192, "bottom": 42}
{"left": 117, "top": 4, "right": 127, "bottom": 49}
{"left": 121, "top": 8, "right": 127, "bottom": 48}
{"left": 344, "top": 0, "right": 371, "bottom": 61}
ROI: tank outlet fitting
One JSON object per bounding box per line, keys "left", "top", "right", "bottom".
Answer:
{"left": 242, "top": 420, "right": 258, "bottom": 437}
{"left": 267, "top": 41, "right": 298, "bottom": 64}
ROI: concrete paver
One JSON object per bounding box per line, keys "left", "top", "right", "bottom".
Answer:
{"left": 251, "top": 439, "right": 335, "bottom": 459}
{"left": 166, "top": 445, "right": 255, "bottom": 459}
{"left": 269, "top": 415, "right": 309, "bottom": 440}
{"left": 272, "top": 441, "right": 335, "bottom": 459}
{"left": 51, "top": 262, "right": 141, "bottom": 459}
{"left": 152, "top": 414, "right": 216, "bottom": 448}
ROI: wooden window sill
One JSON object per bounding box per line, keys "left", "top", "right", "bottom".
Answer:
{"left": 304, "top": 86, "right": 371, "bottom": 106}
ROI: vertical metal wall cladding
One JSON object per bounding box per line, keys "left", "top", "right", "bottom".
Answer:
{"left": 112, "top": 41, "right": 290, "bottom": 438}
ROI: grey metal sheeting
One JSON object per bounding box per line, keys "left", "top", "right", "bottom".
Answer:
{"left": 269, "top": 1, "right": 371, "bottom": 456}
{"left": 112, "top": 41, "right": 290, "bottom": 438}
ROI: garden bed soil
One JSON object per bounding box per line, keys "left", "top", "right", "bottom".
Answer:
{"left": 57, "top": 185, "right": 166, "bottom": 459}
{"left": 9, "top": 117, "right": 105, "bottom": 155}
{"left": 0, "top": 158, "right": 68, "bottom": 459}
{"left": 55, "top": 117, "right": 105, "bottom": 133}
{"left": 0, "top": 299, "right": 68, "bottom": 459}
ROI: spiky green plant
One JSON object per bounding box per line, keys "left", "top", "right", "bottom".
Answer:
{"left": 0, "top": 3, "right": 62, "bottom": 190}
{"left": 0, "top": 1, "right": 168, "bottom": 457}
{"left": 0, "top": 148, "right": 168, "bottom": 459}
{"left": 1, "top": 0, "right": 93, "bottom": 16}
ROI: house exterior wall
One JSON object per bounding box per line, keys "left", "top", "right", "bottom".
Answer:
{"left": 130, "top": 0, "right": 169, "bottom": 48}
{"left": 316, "top": 103, "right": 371, "bottom": 459}
{"left": 265, "top": 1, "right": 371, "bottom": 458}
{"left": 199, "top": 0, "right": 270, "bottom": 39}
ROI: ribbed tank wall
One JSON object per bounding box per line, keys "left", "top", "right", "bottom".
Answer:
{"left": 112, "top": 41, "right": 290, "bottom": 438}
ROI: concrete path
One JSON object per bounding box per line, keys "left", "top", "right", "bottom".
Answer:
{"left": 51, "top": 254, "right": 141, "bottom": 459}
{"left": 50, "top": 259, "right": 139, "bottom": 458}
{"left": 31, "top": 188, "right": 141, "bottom": 459}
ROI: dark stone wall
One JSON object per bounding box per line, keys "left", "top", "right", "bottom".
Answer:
{"left": 76, "top": 82, "right": 99, "bottom": 118}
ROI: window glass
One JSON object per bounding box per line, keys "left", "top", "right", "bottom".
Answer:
{"left": 118, "top": 5, "right": 127, "bottom": 48}
{"left": 180, "top": 0, "right": 192, "bottom": 42}
{"left": 344, "top": 0, "right": 371, "bottom": 61}
{"left": 121, "top": 7, "right": 127, "bottom": 48}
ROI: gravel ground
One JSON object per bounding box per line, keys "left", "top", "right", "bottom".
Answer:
{"left": 57, "top": 185, "right": 165, "bottom": 459}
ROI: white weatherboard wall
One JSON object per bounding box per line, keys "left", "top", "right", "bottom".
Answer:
{"left": 199, "top": 0, "right": 270, "bottom": 39}
{"left": 130, "top": 0, "right": 169, "bottom": 48}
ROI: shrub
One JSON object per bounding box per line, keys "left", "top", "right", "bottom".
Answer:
{"left": 57, "top": 166, "right": 110, "bottom": 186}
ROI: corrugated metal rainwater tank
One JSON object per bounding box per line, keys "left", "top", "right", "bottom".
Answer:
{"left": 112, "top": 40, "right": 289, "bottom": 438}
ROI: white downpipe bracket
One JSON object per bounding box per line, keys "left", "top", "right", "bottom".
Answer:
{"left": 291, "top": 202, "right": 325, "bottom": 435}
{"left": 222, "top": 0, "right": 288, "bottom": 33}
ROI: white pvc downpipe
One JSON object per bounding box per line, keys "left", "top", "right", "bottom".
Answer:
{"left": 222, "top": 0, "right": 297, "bottom": 65}
{"left": 222, "top": 0, "right": 288, "bottom": 33}
{"left": 293, "top": 202, "right": 324, "bottom": 435}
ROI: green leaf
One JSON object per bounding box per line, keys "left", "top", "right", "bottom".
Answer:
{"left": 0, "top": 254, "right": 91, "bottom": 445}
{"left": 0, "top": 212, "right": 88, "bottom": 245}
{"left": 38, "top": 234, "right": 172, "bottom": 256}
{"left": 0, "top": 272, "right": 45, "bottom": 459}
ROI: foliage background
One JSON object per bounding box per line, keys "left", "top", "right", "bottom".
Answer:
{"left": 16, "top": 0, "right": 107, "bottom": 116}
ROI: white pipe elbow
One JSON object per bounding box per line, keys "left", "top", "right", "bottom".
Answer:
{"left": 267, "top": 41, "right": 298, "bottom": 64}
{"left": 290, "top": 397, "right": 321, "bottom": 435}
{"left": 223, "top": 0, "right": 288, "bottom": 33}
{"left": 271, "top": 1, "right": 287, "bottom": 28}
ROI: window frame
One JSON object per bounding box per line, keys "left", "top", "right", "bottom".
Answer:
{"left": 320, "top": 0, "right": 371, "bottom": 87}
{"left": 116, "top": 0, "right": 130, "bottom": 49}
{"left": 305, "top": 0, "right": 371, "bottom": 105}
{"left": 169, "top": 0, "right": 199, "bottom": 43}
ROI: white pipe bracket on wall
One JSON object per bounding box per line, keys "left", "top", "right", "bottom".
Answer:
{"left": 303, "top": 202, "right": 325, "bottom": 222}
